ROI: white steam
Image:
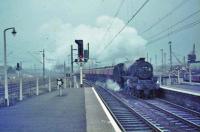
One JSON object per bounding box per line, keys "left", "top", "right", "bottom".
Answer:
{"left": 106, "top": 79, "right": 121, "bottom": 92}
{"left": 95, "top": 81, "right": 106, "bottom": 88}
{"left": 39, "top": 16, "right": 147, "bottom": 68}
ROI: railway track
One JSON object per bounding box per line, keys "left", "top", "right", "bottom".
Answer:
{"left": 95, "top": 86, "right": 161, "bottom": 132}
{"left": 146, "top": 98, "right": 200, "bottom": 127}
{"left": 86, "top": 81, "right": 200, "bottom": 132}
{"left": 115, "top": 92, "right": 200, "bottom": 132}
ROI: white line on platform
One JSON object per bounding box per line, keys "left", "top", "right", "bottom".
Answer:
{"left": 92, "top": 87, "right": 121, "bottom": 132}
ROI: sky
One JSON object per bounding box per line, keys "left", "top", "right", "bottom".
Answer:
{"left": 0, "top": 0, "right": 200, "bottom": 70}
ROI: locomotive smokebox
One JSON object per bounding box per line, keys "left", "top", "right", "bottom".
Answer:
{"left": 137, "top": 58, "right": 145, "bottom": 62}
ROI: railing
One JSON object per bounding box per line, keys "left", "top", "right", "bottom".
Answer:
{"left": 0, "top": 76, "right": 71, "bottom": 107}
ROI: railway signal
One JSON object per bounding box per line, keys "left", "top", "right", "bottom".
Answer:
{"left": 75, "top": 40, "right": 84, "bottom": 62}
{"left": 16, "top": 62, "right": 22, "bottom": 71}
{"left": 74, "top": 40, "right": 90, "bottom": 88}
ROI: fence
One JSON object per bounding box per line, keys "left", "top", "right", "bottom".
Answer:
{"left": 0, "top": 76, "right": 60, "bottom": 107}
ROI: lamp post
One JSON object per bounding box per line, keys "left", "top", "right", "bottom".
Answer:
{"left": 3, "top": 27, "right": 17, "bottom": 106}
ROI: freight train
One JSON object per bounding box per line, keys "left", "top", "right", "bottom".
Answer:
{"left": 84, "top": 58, "right": 159, "bottom": 98}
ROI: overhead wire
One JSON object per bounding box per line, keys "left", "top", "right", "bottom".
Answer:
{"left": 98, "top": 0, "right": 149, "bottom": 56}
{"left": 147, "top": 9, "right": 200, "bottom": 40}
{"left": 100, "top": 0, "right": 125, "bottom": 44}
{"left": 146, "top": 18, "right": 200, "bottom": 45}
{"left": 140, "top": 0, "right": 190, "bottom": 35}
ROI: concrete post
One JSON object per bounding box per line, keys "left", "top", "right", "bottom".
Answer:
{"left": 189, "top": 65, "right": 192, "bottom": 84}
{"left": 19, "top": 76, "right": 23, "bottom": 101}
{"left": 73, "top": 75, "right": 76, "bottom": 88}
{"left": 64, "top": 77, "right": 67, "bottom": 89}
{"left": 80, "top": 63, "right": 83, "bottom": 88}
{"left": 69, "top": 77, "right": 72, "bottom": 88}
{"left": 169, "top": 74, "right": 171, "bottom": 85}
{"left": 48, "top": 76, "right": 51, "bottom": 92}
{"left": 177, "top": 70, "right": 180, "bottom": 84}
{"left": 159, "top": 75, "right": 162, "bottom": 86}
{"left": 36, "top": 78, "right": 39, "bottom": 95}
{"left": 59, "top": 86, "right": 62, "bottom": 96}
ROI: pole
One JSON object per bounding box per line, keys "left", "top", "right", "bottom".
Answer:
{"left": 189, "top": 64, "right": 192, "bottom": 84}
{"left": 71, "top": 45, "right": 74, "bottom": 88}
{"left": 147, "top": 52, "right": 149, "bottom": 62}
{"left": 71, "top": 45, "right": 73, "bottom": 73}
{"left": 169, "top": 74, "right": 171, "bottom": 85}
{"left": 88, "top": 43, "right": 89, "bottom": 59}
{"left": 48, "top": 75, "right": 51, "bottom": 92}
{"left": 64, "top": 61, "right": 67, "bottom": 88}
{"left": 164, "top": 52, "right": 166, "bottom": 71}
{"left": 3, "top": 28, "right": 16, "bottom": 105}
{"left": 42, "top": 49, "right": 45, "bottom": 81}
{"left": 169, "top": 41, "right": 172, "bottom": 72}
{"left": 178, "top": 70, "right": 180, "bottom": 84}
{"left": 159, "top": 74, "right": 162, "bottom": 85}
{"left": 80, "top": 62, "right": 83, "bottom": 88}
{"left": 3, "top": 30, "right": 9, "bottom": 106}
{"left": 64, "top": 61, "right": 66, "bottom": 75}
{"left": 59, "top": 85, "right": 62, "bottom": 96}
{"left": 161, "top": 49, "right": 164, "bottom": 74}
{"left": 36, "top": 77, "right": 39, "bottom": 95}
{"left": 19, "top": 62, "right": 23, "bottom": 101}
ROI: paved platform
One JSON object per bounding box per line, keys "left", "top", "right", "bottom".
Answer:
{"left": 0, "top": 87, "right": 115, "bottom": 132}
{"left": 85, "top": 88, "right": 115, "bottom": 132}
{"left": 161, "top": 84, "right": 200, "bottom": 96}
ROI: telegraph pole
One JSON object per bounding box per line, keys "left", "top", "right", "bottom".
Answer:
{"left": 169, "top": 41, "right": 172, "bottom": 72}
{"left": 71, "top": 45, "right": 74, "bottom": 88}
{"left": 64, "top": 61, "right": 66, "bottom": 74}
{"left": 71, "top": 45, "right": 73, "bottom": 74}
{"left": 40, "top": 49, "right": 45, "bottom": 81}
{"left": 161, "top": 49, "right": 164, "bottom": 73}
{"left": 164, "top": 52, "right": 167, "bottom": 71}
{"left": 43, "top": 49, "right": 45, "bottom": 80}
{"left": 87, "top": 43, "right": 89, "bottom": 59}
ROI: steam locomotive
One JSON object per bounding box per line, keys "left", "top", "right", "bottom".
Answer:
{"left": 84, "top": 58, "right": 159, "bottom": 98}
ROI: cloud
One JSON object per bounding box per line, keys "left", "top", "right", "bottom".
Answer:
{"left": 39, "top": 16, "right": 147, "bottom": 68}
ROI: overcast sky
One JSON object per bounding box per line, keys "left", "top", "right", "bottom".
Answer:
{"left": 0, "top": 0, "right": 200, "bottom": 69}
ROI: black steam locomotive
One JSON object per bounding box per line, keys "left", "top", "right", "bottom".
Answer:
{"left": 84, "top": 58, "right": 159, "bottom": 98}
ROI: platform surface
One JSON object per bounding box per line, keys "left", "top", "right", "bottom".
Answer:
{"left": 161, "top": 84, "right": 200, "bottom": 96}
{"left": 0, "top": 87, "right": 116, "bottom": 132}
{"left": 0, "top": 88, "right": 86, "bottom": 132}
{"left": 85, "top": 88, "right": 115, "bottom": 132}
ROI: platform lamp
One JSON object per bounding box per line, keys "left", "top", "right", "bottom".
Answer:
{"left": 3, "top": 27, "right": 17, "bottom": 106}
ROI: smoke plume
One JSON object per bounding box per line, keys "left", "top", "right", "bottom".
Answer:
{"left": 39, "top": 16, "right": 147, "bottom": 67}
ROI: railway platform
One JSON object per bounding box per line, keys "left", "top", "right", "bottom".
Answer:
{"left": 0, "top": 87, "right": 115, "bottom": 132}
{"left": 159, "top": 84, "right": 200, "bottom": 112}
{"left": 161, "top": 83, "right": 200, "bottom": 96}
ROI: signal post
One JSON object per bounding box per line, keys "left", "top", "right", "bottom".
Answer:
{"left": 75, "top": 40, "right": 89, "bottom": 88}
